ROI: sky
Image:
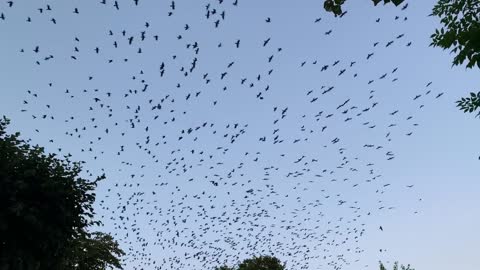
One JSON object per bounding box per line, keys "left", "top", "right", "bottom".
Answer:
{"left": 1, "top": 0, "right": 480, "bottom": 270}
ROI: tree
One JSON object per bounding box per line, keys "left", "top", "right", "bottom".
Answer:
{"left": 430, "top": 0, "right": 480, "bottom": 115}
{"left": 238, "top": 255, "right": 285, "bottom": 270}
{"left": 430, "top": 0, "right": 480, "bottom": 69}
{"left": 456, "top": 91, "right": 480, "bottom": 116}
{"left": 324, "top": 0, "right": 480, "bottom": 115}
{"left": 63, "top": 232, "right": 125, "bottom": 270}
{"left": 0, "top": 116, "right": 123, "bottom": 270}
{"left": 214, "top": 255, "right": 286, "bottom": 270}
{"left": 380, "top": 261, "right": 415, "bottom": 270}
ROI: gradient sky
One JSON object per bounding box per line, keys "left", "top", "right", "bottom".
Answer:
{"left": 1, "top": 0, "right": 479, "bottom": 270}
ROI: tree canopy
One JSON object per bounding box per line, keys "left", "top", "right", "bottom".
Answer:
{"left": 0, "top": 116, "right": 123, "bottom": 270}
{"left": 238, "top": 256, "right": 285, "bottom": 270}
{"left": 63, "top": 232, "right": 125, "bottom": 270}
{"left": 215, "top": 255, "right": 286, "bottom": 270}
{"left": 456, "top": 91, "right": 480, "bottom": 115}
{"left": 430, "top": 0, "right": 480, "bottom": 116}
{"left": 214, "top": 255, "right": 417, "bottom": 270}
{"left": 430, "top": 0, "right": 480, "bottom": 69}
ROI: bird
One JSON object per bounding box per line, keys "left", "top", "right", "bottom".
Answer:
{"left": 6, "top": 2, "right": 438, "bottom": 269}
{"left": 263, "top": 38, "right": 271, "bottom": 47}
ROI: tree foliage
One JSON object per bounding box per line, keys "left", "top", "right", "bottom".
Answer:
{"left": 63, "top": 232, "right": 125, "bottom": 270}
{"left": 430, "top": 0, "right": 480, "bottom": 69}
{"left": 0, "top": 116, "right": 123, "bottom": 270}
{"left": 238, "top": 255, "right": 285, "bottom": 270}
{"left": 430, "top": 0, "right": 480, "bottom": 116}
{"left": 456, "top": 91, "right": 480, "bottom": 116}
{"left": 215, "top": 255, "right": 286, "bottom": 270}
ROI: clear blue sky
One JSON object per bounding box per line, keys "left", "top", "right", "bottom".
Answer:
{"left": 1, "top": 0, "right": 479, "bottom": 269}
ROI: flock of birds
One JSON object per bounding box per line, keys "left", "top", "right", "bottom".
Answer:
{"left": 1, "top": 1, "right": 445, "bottom": 270}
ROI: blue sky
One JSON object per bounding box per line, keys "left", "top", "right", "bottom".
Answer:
{"left": 1, "top": 0, "right": 479, "bottom": 269}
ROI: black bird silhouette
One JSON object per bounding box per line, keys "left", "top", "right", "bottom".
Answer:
{"left": 263, "top": 38, "right": 271, "bottom": 47}
{"left": 8, "top": 3, "right": 439, "bottom": 269}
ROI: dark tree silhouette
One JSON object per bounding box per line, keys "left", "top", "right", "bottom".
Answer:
{"left": 63, "top": 232, "right": 125, "bottom": 270}
{"left": 0, "top": 116, "right": 124, "bottom": 270}
{"left": 456, "top": 91, "right": 480, "bottom": 116}
{"left": 238, "top": 256, "right": 285, "bottom": 270}
{"left": 430, "top": 0, "right": 480, "bottom": 116}
{"left": 430, "top": 0, "right": 480, "bottom": 69}
{"left": 215, "top": 255, "right": 286, "bottom": 270}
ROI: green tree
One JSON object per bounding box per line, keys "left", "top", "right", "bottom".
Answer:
{"left": 430, "top": 0, "right": 480, "bottom": 115}
{"left": 430, "top": 0, "right": 480, "bottom": 69}
{"left": 0, "top": 116, "right": 123, "bottom": 270}
{"left": 63, "top": 232, "right": 125, "bottom": 270}
{"left": 380, "top": 261, "right": 415, "bottom": 270}
{"left": 238, "top": 255, "right": 285, "bottom": 270}
{"left": 456, "top": 91, "right": 480, "bottom": 116}
{"left": 215, "top": 255, "right": 286, "bottom": 270}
